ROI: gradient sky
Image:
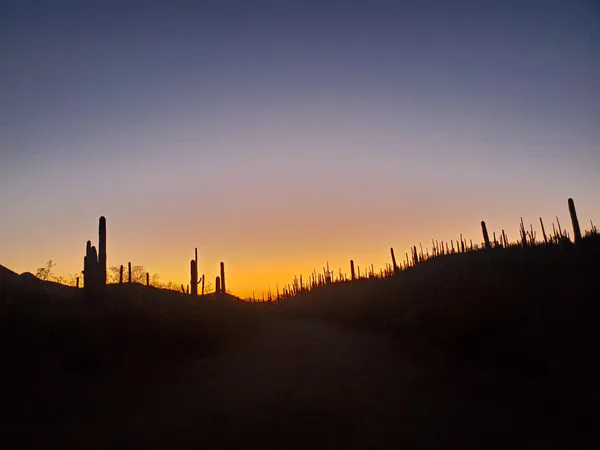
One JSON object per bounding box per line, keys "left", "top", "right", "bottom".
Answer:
{"left": 1, "top": 0, "right": 599, "bottom": 297}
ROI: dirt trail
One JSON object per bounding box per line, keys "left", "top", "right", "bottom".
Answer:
{"left": 15, "top": 317, "right": 552, "bottom": 449}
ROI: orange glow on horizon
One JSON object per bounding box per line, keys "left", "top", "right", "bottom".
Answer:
{"left": 5, "top": 192, "right": 598, "bottom": 300}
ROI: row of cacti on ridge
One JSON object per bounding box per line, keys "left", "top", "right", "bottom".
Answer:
{"left": 263, "top": 197, "right": 596, "bottom": 303}
{"left": 79, "top": 198, "right": 595, "bottom": 300}
{"left": 185, "top": 248, "right": 227, "bottom": 296}
{"left": 81, "top": 217, "right": 227, "bottom": 298}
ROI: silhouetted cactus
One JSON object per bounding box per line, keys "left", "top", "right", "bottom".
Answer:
{"left": 128, "top": 262, "right": 132, "bottom": 284}
{"left": 350, "top": 260, "right": 356, "bottom": 280}
{"left": 568, "top": 198, "right": 582, "bottom": 244}
{"left": 481, "top": 221, "right": 491, "bottom": 250}
{"left": 189, "top": 247, "right": 204, "bottom": 295}
{"left": 83, "top": 240, "right": 92, "bottom": 295}
{"left": 540, "top": 218, "right": 548, "bottom": 245}
{"left": 520, "top": 218, "right": 527, "bottom": 248}
{"left": 190, "top": 260, "right": 198, "bottom": 296}
{"left": 146, "top": 272, "right": 149, "bottom": 287}
{"left": 326, "top": 262, "right": 331, "bottom": 283}
{"left": 119, "top": 264, "right": 124, "bottom": 284}
{"left": 528, "top": 224, "right": 536, "bottom": 245}
{"left": 216, "top": 276, "right": 221, "bottom": 295}
{"left": 220, "top": 262, "right": 226, "bottom": 293}
{"left": 83, "top": 217, "right": 107, "bottom": 298}
{"left": 99, "top": 216, "right": 106, "bottom": 286}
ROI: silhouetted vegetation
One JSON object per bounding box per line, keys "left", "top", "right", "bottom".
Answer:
{"left": 1, "top": 197, "right": 598, "bottom": 449}
{"left": 0, "top": 280, "right": 258, "bottom": 446}
{"left": 83, "top": 216, "right": 106, "bottom": 298}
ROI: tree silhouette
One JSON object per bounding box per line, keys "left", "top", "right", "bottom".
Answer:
{"left": 35, "top": 260, "right": 56, "bottom": 281}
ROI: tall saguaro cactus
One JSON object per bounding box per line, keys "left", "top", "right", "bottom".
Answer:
{"left": 190, "top": 259, "right": 198, "bottom": 296}
{"left": 568, "top": 198, "right": 582, "bottom": 244}
{"left": 220, "top": 262, "right": 226, "bottom": 294}
{"left": 83, "top": 216, "right": 107, "bottom": 298}
{"left": 83, "top": 241, "right": 97, "bottom": 297}
{"left": 350, "top": 260, "right": 356, "bottom": 280}
{"left": 481, "top": 221, "right": 491, "bottom": 250}
{"left": 99, "top": 216, "right": 106, "bottom": 285}
{"left": 215, "top": 276, "right": 221, "bottom": 296}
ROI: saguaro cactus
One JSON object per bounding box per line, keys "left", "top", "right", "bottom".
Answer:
{"left": 540, "top": 218, "right": 548, "bottom": 245}
{"left": 83, "top": 217, "right": 107, "bottom": 298}
{"left": 83, "top": 240, "right": 93, "bottom": 295}
{"left": 220, "top": 262, "right": 226, "bottom": 294}
{"left": 350, "top": 260, "right": 356, "bottom": 280}
{"left": 215, "top": 276, "right": 221, "bottom": 295}
{"left": 481, "top": 221, "right": 491, "bottom": 250}
{"left": 390, "top": 248, "right": 399, "bottom": 273}
{"left": 568, "top": 198, "right": 582, "bottom": 244}
{"left": 119, "top": 265, "right": 124, "bottom": 284}
{"left": 128, "top": 262, "right": 132, "bottom": 284}
{"left": 99, "top": 216, "right": 106, "bottom": 286}
{"left": 190, "top": 259, "right": 198, "bottom": 296}
{"left": 520, "top": 218, "right": 528, "bottom": 248}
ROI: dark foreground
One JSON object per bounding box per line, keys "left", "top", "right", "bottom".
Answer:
{"left": 2, "top": 313, "right": 598, "bottom": 449}
{"left": 1, "top": 240, "right": 599, "bottom": 449}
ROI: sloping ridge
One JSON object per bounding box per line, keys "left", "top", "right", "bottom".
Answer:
{"left": 1, "top": 264, "right": 23, "bottom": 291}
{"left": 0, "top": 263, "right": 76, "bottom": 297}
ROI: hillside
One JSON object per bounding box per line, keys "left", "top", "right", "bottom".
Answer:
{"left": 279, "top": 236, "right": 600, "bottom": 374}
{"left": 1, "top": 264, "right": 78, "bottom": 299}
{"left": 1, "top": 236, "right": 599, "bottom": 449}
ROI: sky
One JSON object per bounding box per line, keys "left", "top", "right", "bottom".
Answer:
{"left": 1, "top": 0, "right": 599, "bottom": 297}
